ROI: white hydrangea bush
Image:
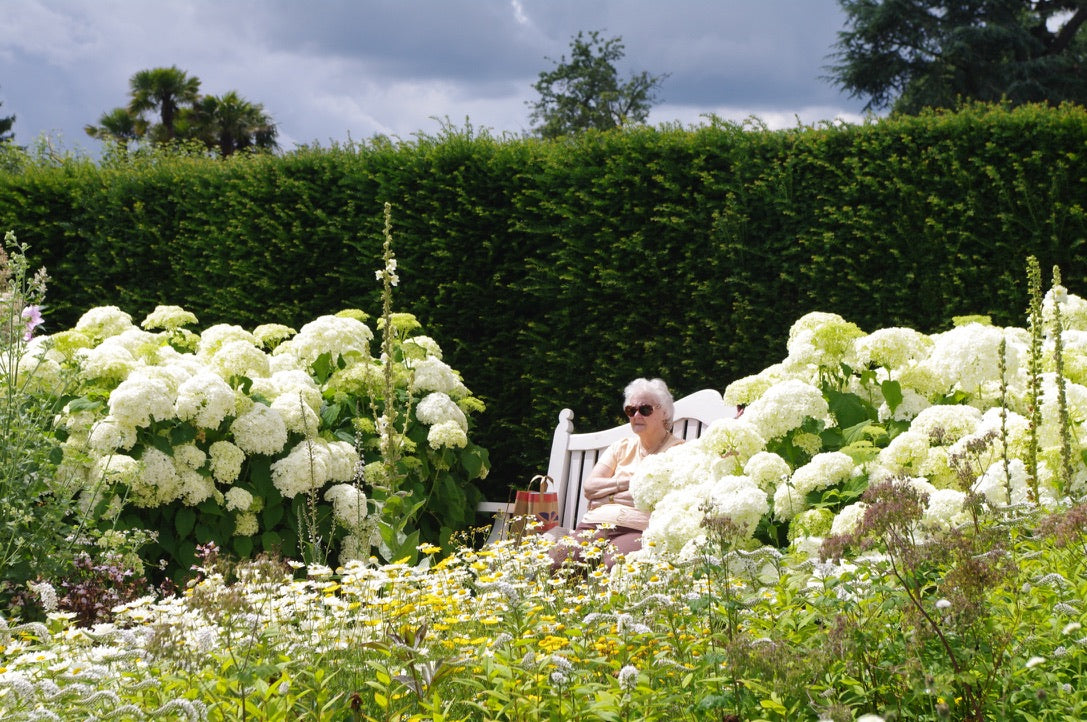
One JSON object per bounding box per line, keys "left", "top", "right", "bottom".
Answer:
{"left": 636, "top": 288, "right": 1087, "bottom": 562}
{"left": 32, "top": 305, "right": 489, "bottom": 574}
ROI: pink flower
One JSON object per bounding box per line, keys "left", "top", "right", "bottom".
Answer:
{"left": 21, "top": 305, "right": 43, "bottom": 341}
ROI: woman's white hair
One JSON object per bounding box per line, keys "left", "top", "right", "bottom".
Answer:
{"left": 623, "top": 377, "right": 676, "bottom": 428}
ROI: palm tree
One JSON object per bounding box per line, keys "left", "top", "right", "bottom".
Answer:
{"left": 84, "top": 107, "right": 145, "bottom": 144}
{"left": 127, "top": 66, "right": 201, "bottom": 142}
{"left": 186, "top": 91, "right": 278, "bottom": 157}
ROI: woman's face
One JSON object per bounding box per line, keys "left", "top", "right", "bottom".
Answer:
{"left": 624, "top": 392, "right": 666, "bottom": 436}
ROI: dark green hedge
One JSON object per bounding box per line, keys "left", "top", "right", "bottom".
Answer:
{"left": 3, "top": 104, "right": 1086, "bottom": 496}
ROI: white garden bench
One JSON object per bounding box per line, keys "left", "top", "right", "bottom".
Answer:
{"left": 478, "top": 388, "right": 738, "bottom": 530}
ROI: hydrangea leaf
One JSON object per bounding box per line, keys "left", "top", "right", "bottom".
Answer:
{"left": 66, "top": 397, "right": 103, "bottom": 412}
{"left": 459, "top": 445, "right": 488, "bottom": 479}
{"left": 175, "top": 507, "right": 196, "bottom": 538}
{"left": 263, "top": 501, "right": 284, "bottom": 529}
{"left": 232, "top": 536, "right": 253, "bottom": 559}
{"left": 881, "top": 379, "right": 904, "bottom": 412}
{"left": 825, "top": 389, "right": 875, "bottom": 428}
{"left": 311, "top": 352, "right": 334, "bottom": 384}
{"left": 170, "top": 424, "right": 197, "bottom": 446}
{"left": 261, "top": 530, "right": 282, "bottom": 553}
{"left": 320, "top": 402, "right": 342, "bottom": 428}
{"left": 146, "top": 433, "right": 173, "bottom": 457}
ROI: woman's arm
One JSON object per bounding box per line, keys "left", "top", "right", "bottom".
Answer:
{"left": 582, "top": 459, "right": 623, "bottom": 501}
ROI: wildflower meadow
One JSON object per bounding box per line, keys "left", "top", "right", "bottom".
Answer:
{"left": 2, "top": 219, "right": 1087, "bottom": 721}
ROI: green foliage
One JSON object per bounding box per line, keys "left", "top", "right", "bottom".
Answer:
{"left": 6, "top": 505, "right": 1087, "bottom": 720}
{"left": 832, "top": 0, "right": 1087, "bottom": 114}
{"left": 8, "top": 283, "right": 1087, "bottom": 718}
{"left": 529, "top": 30, "right": 667, "bottom": 138}
{"left": 2, "top": 105, "right": 1087, "bottom": 496}
{"left": 0, "top": 231, "right": 85, "bottom": 604}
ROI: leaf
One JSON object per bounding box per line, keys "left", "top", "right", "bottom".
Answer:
{"left": 312, "top": 352, "right": 334, "bottom": 384}
{"left": 263, "top": 500, "right": 285, "bottom": 528}
{"left": 760, "top": 697, "right": 788, "bottom": 714}
{"left": 885, "top": 418, "right": 911, "bottom": 441}
{"left": 939, "top": 390, "right": 970, "bottom": 405}
{"left": 459, "top": 445, "right": 489, "bottom": 479}
{"left": 841, "top": 474, "right": 868, "bottom": 500}
{"left": 174, "top": 540, "right": 196, "bottom": 578}
{"left": 687, "top": 594, "right": 712, "bottom": 613}
{"left": 840, "top": 420, "right": 876, "bottom": 445}
{"left": 432, "top": 474, "right": 466, "bottom": 518}
{"left": 696, "top": 694, "right": 732, "bottom": 712}
{"left": 825, "top": 389, "right": 875, "bottom": 428}
{"left": 393, "top": 674, "right": 422, "bottom": 697}
{"left": 249, "top": 456, "right": 273, "bottom": 495}
{"left": 881, "top": 379, "right": 903, "bottom": 411}
{"left": 146, "top": 433, "right": 175, "bottom": 456}
{"left": 170, "top": 424, "right": 198, "bottom": 446}
{"left": 818, "top": 427, "right": 845, "bottom": 453}
{"left": 175, "top": 507, "right": 196, "bottom": 538}
{"left": 233, "top": 535, "right": 254, "bottom": 558}
{"left": 320, "top": 402, "right": 342, "bottom": 429}
{"left": 261, "top": 530, "right": 283, "bottom": 553}
{"left": 65, "top": 397, "right": 103, "bottom": 412}
{"left": 377, "top": 522, "right": 420, "bottom": 564}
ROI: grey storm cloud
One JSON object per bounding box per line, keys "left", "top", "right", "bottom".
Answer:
{"left": 0, "top": 0, "right": 868, "bottom": 154}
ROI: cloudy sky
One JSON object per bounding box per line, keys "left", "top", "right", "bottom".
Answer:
{"left": 1, "top": 0, "right": 872, "bottom": 155}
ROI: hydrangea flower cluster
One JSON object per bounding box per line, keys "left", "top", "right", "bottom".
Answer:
{"left": 631, "top": 419, "right": 770, "bottom": 559}
{"left": 636, "top": 288, "right": 1087, "bottom": 562}
{"left": 741, "top": 379, "right": 832, "bottom": 442}
{"left": 25, "top": 305, "right": 488, "bottom": 567}
{"left": 784, "top": 311, "right": 865, "bottom": 371}
{"left": 772, "top": 451, "right": 857, "bottom": 521}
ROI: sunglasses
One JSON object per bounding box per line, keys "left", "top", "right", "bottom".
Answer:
{"left": 624, "top": 404, "right": 656, "bottom": 418}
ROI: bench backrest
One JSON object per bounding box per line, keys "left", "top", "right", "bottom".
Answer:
{"left": 546, "top": 388, "right": 737, "bottom": 529}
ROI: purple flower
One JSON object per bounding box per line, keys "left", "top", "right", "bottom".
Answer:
{"left": 21, "top": 305, "right": 43, "bottom": 341}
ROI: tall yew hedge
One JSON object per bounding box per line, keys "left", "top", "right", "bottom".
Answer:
{"left": 2, "top": 104, "right": 1086, "bottom": 496}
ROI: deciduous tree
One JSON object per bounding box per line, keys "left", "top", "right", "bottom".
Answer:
{"left": 529, "top": 30, "right": 667, "bottom": 139}
{"left": 830, "top": 0, "right": 1087, "bottom": 114}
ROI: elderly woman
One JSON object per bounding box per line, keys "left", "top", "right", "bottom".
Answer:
{"left": 549, "top": 377, "right": 684, "bottom": 570}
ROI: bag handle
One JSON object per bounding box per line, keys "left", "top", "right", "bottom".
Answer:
{"left": 502, "top": 473, "right": 556, "bottom": 508}
{"left": 528, "top": 474, "right": 554, "bottom": 492}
